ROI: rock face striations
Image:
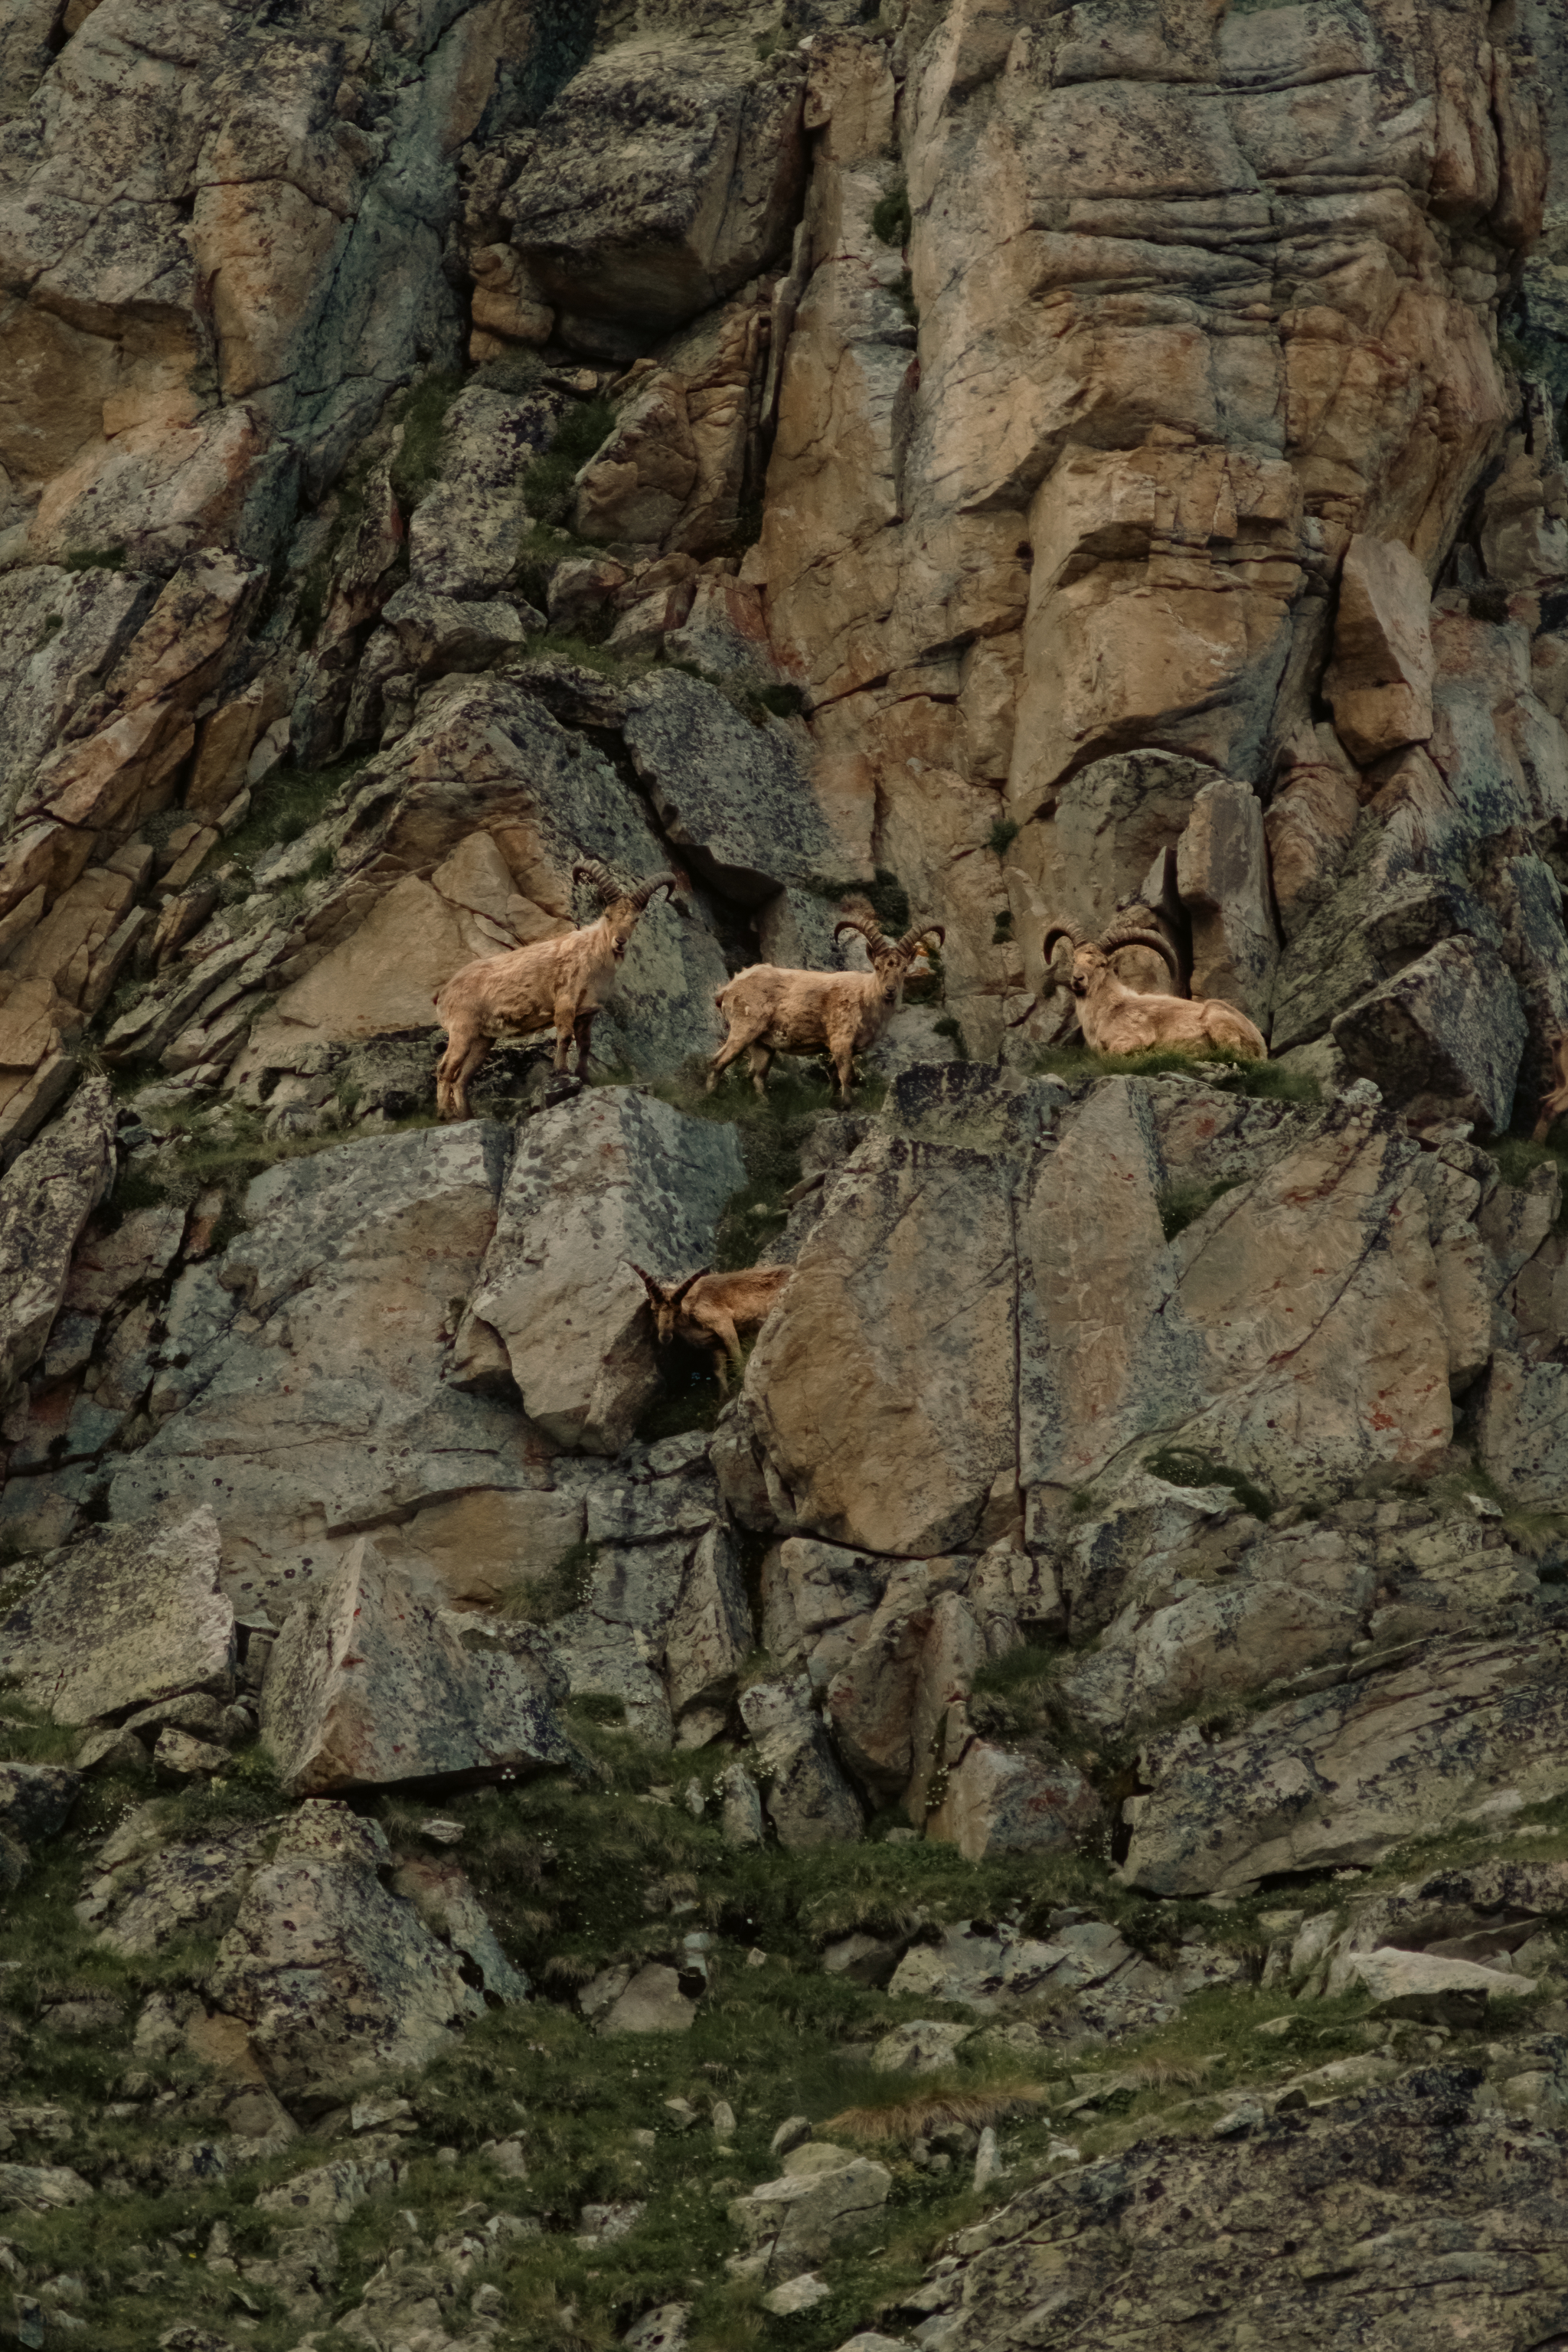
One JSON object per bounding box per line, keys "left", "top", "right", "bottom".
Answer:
{"left": 4, "top": 3, "right": 1568, "bottom": 2349}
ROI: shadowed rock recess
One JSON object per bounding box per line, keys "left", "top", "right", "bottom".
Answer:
{"left": 7, "top": 2, "right": 1568, "bottom": 2347}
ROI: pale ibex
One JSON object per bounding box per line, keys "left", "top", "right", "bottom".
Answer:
{"left": 1534, "top": 1033, "right": 1568, "bottom": 1141}
{"left": 1043, "top": 918, "right": 1267, "bottom": 1060}
{"left": 632, "top": 1263, "right": 792, "bottom": 1389}
{"left": 707, "top": 897, "right": 945, "bottom": 1107}
{"left": 433, "top": 859, "right": 675, "bottom": 1119}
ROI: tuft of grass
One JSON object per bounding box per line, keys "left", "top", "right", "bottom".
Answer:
{"left": 824, "top": 2082, "right": 1049, "bottom": 2144}
{"left": 871, "top": 181, "right": 911, "bottom": 249}
{"left": 1467, "top": 582, "right": 1511, "bottom": 623}
{"left": 390, "top": 369, "right": 463, "bottom": 511}
{"left": 1027, "top": 1040, "right": 1320, "bottom": 1103}
{"left": 1159, "top": 1174, "right": 1240, "bottom": 1241}
{"left": 500, "top": 1538, "right": 601, "bottom": 1625}
{"left": 1485, "top": 1131, "right": 1568, "bottom": 1227}
{"left": 987, "top": 818, "right": 1020, "bottom": 856}
{"left": 991, "top": 909, "right": 1014, "bottom": 945}
{"left": 0, "top": 1695, "right": 80, "bottom": 1766}
{"left": 524, "top": 398, "right": 617, "bottom": 528}
{"left": 932, "top": 1014, "right": 969, "bottom": 1063}
{"left": 1142, "top": 1446, "right": 1274, "bottom": 1520}
{"left": 61, "top": 545, "right": 126, "bottom": 572}
{"left": 219, "top": 750, "right": 371, "bottom": 871}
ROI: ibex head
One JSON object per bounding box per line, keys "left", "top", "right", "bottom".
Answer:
{"left": 632, "top": 1263, "right": 708, "bottom": 1345}
{"left": 1042, "top": 918, "right": 1178, "bottom": 1001}
{"left": 574, "top": 861, "right": 678, "bottom": 959}
{"left": 835, "top": 898, "right": 946, "bottom": 1002}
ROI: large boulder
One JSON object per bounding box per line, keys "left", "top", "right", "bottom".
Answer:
{"left": 468, "top": 1088, "right": 745, "bottom": 1455}
{"left": 260, "top": 1539, "right": 571, "bottom": 1797}
{"left": 1331, "top": 935, "right": 1527, "bottom": 1133}
{"left": 718, "top": 1135, "right": 1016, "bottom": 1556}
{"left": 738, "top": 1677, "right": 863, "bottom": 1851}
{"left": 501, "top": 34, "right": 806, "bottom": 339}
{"left": 1122, "top": 1632, "right": 1568, "bottom": 1895}
{"left": 1324, "top": 534, "right": 1436, "bottom": 765}
{"left": 0, "top": 1507, "right": 233, "bottom": 1726}
{"left": 108, "top": 1126, "right": 529, "bottom": 1624}
{"left": 207, "top": 1802, "right": 503, "bottom": 2096}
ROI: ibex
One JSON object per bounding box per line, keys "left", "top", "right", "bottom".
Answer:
{"left": 632, "top": 1263, "right": 792, "bottom": 1389}
{"left": 1043, "top": 918, "right": 1267, "bottom": 1059}
{"left": 1534, "top": 1033, "right": 1568, "bottom": 1141}
{"left": 707, "top": 897, "right": 946, "bottom": 1107}
{"left": 433, "top": 859, "right": 674, "bottom": 1119}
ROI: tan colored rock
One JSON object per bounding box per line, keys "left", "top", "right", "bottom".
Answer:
{"left": 730, "top": 2154, "right": 890, "bottom": 2281}
{"left": 602, "top": 1965, "right": 697, "bottom": 2035}
{"left": 926, "top": 1736, "right": 1101, "bottom": 1864}
{"left": 722, "top": 1137, "right": 1015, "bottom": 1557}
{"left": 1174, "top": 776, "right": 1277, "bottom": 1020}
{"left": 1324, "top": 534, "right": 1436, "bottom": 763}
{"left": 0, "top": 1073, "right": 115, "bottom": 1415}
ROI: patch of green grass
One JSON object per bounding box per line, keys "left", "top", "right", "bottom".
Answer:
{"left": 871, "top": 181, "right": 911, "bottom": 249}
{"left": 474, "top": 345, "right": 546, "bottom": 397}
{"left": 1159, "top": 1174, "right": 1240, "bottom": 1242}
{"left": 220, "top": 750, "right": 371, "bottom": 871}
{"left": 1467, "top": 581, "right": 1511, "bottom": 623}
{"left": 0, "top": 1694, "right": 80, "bottom": 1765}
{"left": 987, "top": 818, "right": 1019, "bottom": 856}
{"left": 799, "top": 867, "right": 911, "bottom": 937}
{"left": 390, "top": 369, "right": 463, "bottom": 511}
{"left": 1027, "top": 1041, "right": 1320, "bottom": 1103}
{"left": 1485, "top": 1130, "right": 1568, "bottom": 1227}
{"left": 524, "top": 398, "right": 617, "bottom": 528}
{"left": 500, "top": 1539, "right": 602, "bottom": 1625}
{"left": 991, "top": 909, "right": 1013, "bottom": 945}
{"left": 1142, "top": 1446, "right": 1274, "bottom": 1520}
{"left": 61, "top": 545, "right": 126, "bottom": 572}
{"left": 152, "top": 1741, "right": 287, "bottom": 1841}
{"left": 933, "top": 1014, "right": 969, "bottom": 1063}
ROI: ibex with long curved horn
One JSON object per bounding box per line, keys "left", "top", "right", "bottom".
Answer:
{"left": 707, "top": 896, "right": 946, "bottom": 1106}
{"left": 632, "top": 1262, "right": 792, "bottom": 1389}
{"left": 1041, "top": 917, "right": 1266, "bottom": 1060}
{"left": 433, "top": 860, "right": 675, "bottom": 1119}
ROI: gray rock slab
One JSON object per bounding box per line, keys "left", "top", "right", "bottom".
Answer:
{"left": 739, "top": 1677, "right": 863, "bottom": 1849}
{"left": 208, "top": 1800, "right": 487, "bottom": 2095}
{"left": 1332, "top": 934, "right": 1527, "bottom": 1133}
{"left": 260, "top": 1538, "right": 570, "bottom": 1798}
{"left": 730, "top": 2154, "right": 890, "bottom": 2281}
{"left": 471, "top": 1088, "right": 744, "bottom": 1455}
{"left": 601, "top": 1964, "right": 698, "bottom": 2034}
{"left": 96, "top": 1819, "right": 279, "bottom": 1959}
{"left": 623, "top": 671, "right": 842, "bottom": 903}
{"left": 1123, "top": 1631, "right": 1568, "bottom": 1895}
{"left": 0, "top": 1076, "right": 116, "bottom": 1414}
{"left": 1, "top": 1507, "right": 233, "bottom": 1726}
{"left": 108, "top": 1125, "right": 530, "bottom": 1624}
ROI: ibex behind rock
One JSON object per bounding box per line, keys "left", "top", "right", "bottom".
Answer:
{"left": 1044, "top": 918, "right": 1267, "bottom": 1060}
{"left": 1533, "top": 1033, "right": 1568, "bottom": 1142}
{"left": 632, "top": 1263, "right": 792, "bottom": 1389}
{"left": 707, "top": 897, "right": 945, "bottom": 1107}
{"left": 433, "top": 859, "right": 674, "bottom": 1119}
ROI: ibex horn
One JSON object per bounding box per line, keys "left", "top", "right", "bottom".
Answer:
{"left": 573, "top": 858, "right": 618, "bottom": 903}
{"left": 1040, "top": 922, "right": 1083, "bottom": 967}
{"left": 1098, "top": 926, "right": 1178, "bottom": 979}
{"left": 629, "top": 871, "right": 677, "bottom": 910}
{"left": 897, "top": 923, "right": 945, "bottom": 958}
{"left": 834, "top": 897, "right": 887, "bottom": 950}
{"left": 671, "top": 1267, "right": 709, "bottom": 1302}
{"left": 629, "top": 1263, "right": 664, "bottom": 1298}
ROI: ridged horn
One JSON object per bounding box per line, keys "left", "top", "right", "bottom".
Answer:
{"left": 573, "top": 858, "right": 618, "bottom": 904}
{"left": 835, "top": 896, "right": 887, "bottom": 952}
{"left": 629, "top": 870, "right": 677, "bottom": 910}
{"left": 630, "top": 1263, "right": 665, "bottom": 1299}
{"left": 1040, "top": 921, "right": 1084, "bottom": 969}
{"left": 896, "top": 923, "right": 945, "bottom": 959}
{"left": 671, "top": 1267, "right": 709, "bottom": 1303}
{"left": 1099, "top": 925, "right": 1179, "bottom": 980}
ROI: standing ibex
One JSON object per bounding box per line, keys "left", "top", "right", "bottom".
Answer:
{"left": 1043, "top": 918, "right": 1267, "bottom": 1059}
{"left": 707, "top": 898, "right": 946, "bottom": 1107}
{"left": 632, "top": 1263, "right": 792, "bottom": 1389}
{"left": 433, "top": 859, "right": 674, "bottom": 1119}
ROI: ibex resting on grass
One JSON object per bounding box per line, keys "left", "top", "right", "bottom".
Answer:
{"left": 433, "top": 859, "right": 674, "bottom": 1119}
{"left": 707, "top": 897, "right": 945, "bottom": 1107}
{"left": 633, "top": 1264, "right": 792, "bottom": 1389}
{"left": 1043, "top": 918, "right": 1267, "bottom": 1060}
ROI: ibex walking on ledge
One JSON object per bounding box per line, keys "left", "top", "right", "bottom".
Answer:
{"left": 707, "top": 897, "right": 945, "bottom": 1108}
{"left": 434, "top": 859, "right": 675, "bottom": 1119}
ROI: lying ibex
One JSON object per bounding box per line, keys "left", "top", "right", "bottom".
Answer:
{"left": 1534, "top": 1033, "right": 1568, "bottom": 1141}
{"left": 707, "top": 898, "right": 945, "bottom": 1106}
{"left": 632, "top": 1263, "right": 792, "bottom": 1389}
{"left": 1043, "top": 918, "right": 1267, "bottom": 1060}
{"left": 433, "top": 859, "right": 675, "bottom": 1119}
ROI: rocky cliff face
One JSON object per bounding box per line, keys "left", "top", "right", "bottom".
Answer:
{"left": 4, "top": 4, "right": 1568, "bottom": 2350}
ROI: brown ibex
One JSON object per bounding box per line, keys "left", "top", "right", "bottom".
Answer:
{"left": 1042, "top": 918, "right": 1267, "bottom": 1059}
{"left": 433, "top": 859, "right": 674, "bottom": 1119}
{"left": 632, "top": 1263, "right": 792, "bottom": 1390}
{"left": 707, "top": 897, "right": 946, "bottom": 1107}
{"left": 1533, "top": 1032, "right": 1568, "bottom": 1141}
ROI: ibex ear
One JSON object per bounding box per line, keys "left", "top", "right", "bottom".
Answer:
{"left": 671, "top": 1267, "right": 710, "bottom": 1303}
